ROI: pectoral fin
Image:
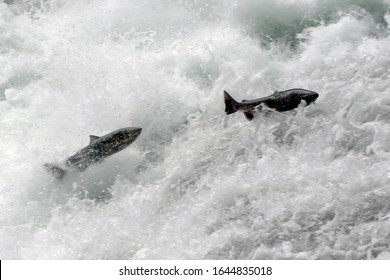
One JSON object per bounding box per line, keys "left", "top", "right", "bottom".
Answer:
{"left": 244, "top": 111, "right": 254, "bottom": 121}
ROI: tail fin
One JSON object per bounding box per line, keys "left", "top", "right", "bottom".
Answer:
{"left": 44, "top": 163, "right": 66, "bottom": 179}
{"left": 224, "top": 90, "right": 239, "bottom": 115}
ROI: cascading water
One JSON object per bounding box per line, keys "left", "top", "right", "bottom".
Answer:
{"left": 1, "top": 0, "right": 390, "bottom": 259}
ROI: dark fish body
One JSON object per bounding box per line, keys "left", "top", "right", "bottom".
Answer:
{"left": 224, "top": 88, "right": 319, "bottom": 120}
{"left": 45, "top": 127, "right": 142, "bottom": 179}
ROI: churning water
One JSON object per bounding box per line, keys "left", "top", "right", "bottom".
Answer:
{"left": 1, "top": 0, "right": 390, "bottom": 259}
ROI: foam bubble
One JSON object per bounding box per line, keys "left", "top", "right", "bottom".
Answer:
{"left": 1, "top": 0, "right": 390, "bottom": 259}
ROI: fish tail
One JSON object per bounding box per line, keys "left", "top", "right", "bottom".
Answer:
{"left": 224, "top": 90, "right": 240, "bottom": 115}
{"left": 44, "top": 163, "right": 66, "bottom": 179}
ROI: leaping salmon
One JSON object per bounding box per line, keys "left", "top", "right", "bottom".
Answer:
{"left": 45, "top": 127, "right": 142, "bottom": 179}
{"left": 224, "top": 88, "right": 319, "bottom": 120}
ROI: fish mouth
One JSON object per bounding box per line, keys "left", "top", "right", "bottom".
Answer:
{"left": 304, "top": 93, "right": 319, "bottom": 104}
{"left": 134, "top": 127, "right": 142, "bottom": 136}
{"left": 125, "top": 127, "right": 142, "bottom": 144}
{"left": 130, "top": 127, "right": 142, "bottom": 141}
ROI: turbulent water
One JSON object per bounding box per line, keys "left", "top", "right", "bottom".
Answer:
{"left": 1, "top": 0, "right": 390, "bottom": 260}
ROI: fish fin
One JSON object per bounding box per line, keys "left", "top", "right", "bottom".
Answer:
{"left": 44, "top": 163, "right": 66, "bottom": 179}
{"left": 89, "top": 135, "right": 100, "bottom": 144}
{"left": 224, "top": 90, "right": 239, "bottom": 115}
{"left": 244, "top": 111, "right": 254, "bottom": 121}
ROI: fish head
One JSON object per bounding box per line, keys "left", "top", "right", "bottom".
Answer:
{"left": 105, "top": 127, "right": 142, "bottom": 152}
{"left": 118, "top": 127, "right": 142, "bottom": 144}
{"left": 300, "top": 91, "right": 319, "bottom": 105}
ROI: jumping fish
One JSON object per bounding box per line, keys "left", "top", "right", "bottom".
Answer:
{"left": 45, "top": 127, "right": 142, "bottom": 179}
{"left": 224, "top": 88, "right": 319, "bottom": 120}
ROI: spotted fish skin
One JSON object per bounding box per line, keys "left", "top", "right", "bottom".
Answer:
{"left": 45, "top": 127, "right": 142, "bottom": 179}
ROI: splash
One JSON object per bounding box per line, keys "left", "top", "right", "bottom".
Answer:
{"left": 1, "top": 0, "right": 390, "bottom": 259}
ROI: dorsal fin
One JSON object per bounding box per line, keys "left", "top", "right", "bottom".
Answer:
{"left": 89, "top": 135, "right": 100, "bottom": 144}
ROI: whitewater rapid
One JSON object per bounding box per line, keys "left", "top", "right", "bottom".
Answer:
{"left": 1, "top": 0, "right": 390, "bottom": 259}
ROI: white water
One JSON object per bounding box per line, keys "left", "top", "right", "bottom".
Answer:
{"left": 1, "top": 0, "right": 390, "bottom": 259}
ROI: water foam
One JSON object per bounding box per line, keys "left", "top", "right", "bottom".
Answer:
{"left": 1, "top": 0, "right": 390, "bottom": 259}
